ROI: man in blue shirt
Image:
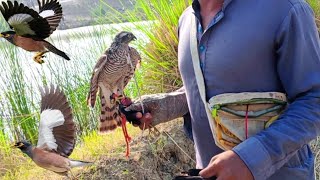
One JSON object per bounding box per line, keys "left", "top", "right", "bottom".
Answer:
{"left": 126, "top": 0, "right": 320, "bottom": 179}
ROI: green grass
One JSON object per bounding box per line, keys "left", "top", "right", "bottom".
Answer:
{"left": 308, "top": 0, "right": 320, "bottom": 16}
{"left": 0, "top": 126, "right": 140, "bottom": 180}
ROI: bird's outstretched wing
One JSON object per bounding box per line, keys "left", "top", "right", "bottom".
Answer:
{"left": 0, "top": 1, "right": 50, "bottom": 39}
{"left": 87, "top": 54, "right": 108, "bottom": 108}
{"left": 37, "top": 0, "right": 63, "bottom": 35}
{"left": 37, "top": 85, "right": 75, "bottom": 157}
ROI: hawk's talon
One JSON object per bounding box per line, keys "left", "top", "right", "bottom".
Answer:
{"left": 110, "top": 93, "right": 125, "bottom": 104}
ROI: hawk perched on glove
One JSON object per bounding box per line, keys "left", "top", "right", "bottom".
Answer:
{"left": 0, "top": 0, "right": 70, "bottom": 64}
{"left": 87, "top": 31, "right": 141, "bottom": 133}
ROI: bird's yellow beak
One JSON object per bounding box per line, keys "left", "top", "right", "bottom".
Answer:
{"left": 0, "top": 34, "right": 3, "bottom": 38}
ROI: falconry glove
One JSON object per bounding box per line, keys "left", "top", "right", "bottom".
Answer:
{"left": 124, "top": 90, "right": 189, "bottom": 127}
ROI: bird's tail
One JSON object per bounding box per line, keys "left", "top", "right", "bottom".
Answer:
{"left": 99, "top": 85, "right": 121, "bottom": 133}
{"left": 69, "top": 159, "right": 93, "bottom": 168}
{"left": 44, "top": 41, "right": 70, "bottom": 60}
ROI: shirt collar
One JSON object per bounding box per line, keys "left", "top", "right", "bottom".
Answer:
{"left": 192, "top": 0, "right": 233, "bottom": 14}
{"left": 191, "top": 0, "right": 201, "bottom": 18}
{"left": 223, "top": 0, "right": 233, "bottom": 9}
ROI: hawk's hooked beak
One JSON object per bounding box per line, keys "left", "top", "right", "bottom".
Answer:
{"left": 133, "top": 36, "right": 137, "bottom": 41}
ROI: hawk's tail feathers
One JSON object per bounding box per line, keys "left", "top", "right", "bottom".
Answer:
{"left": 44, "top": 41, "right": 70, "bottom": 60}
{"left": 99, "top": 94, "right": 121, "bottom": 133}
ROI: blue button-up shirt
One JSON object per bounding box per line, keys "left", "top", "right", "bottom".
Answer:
{"left": 178, "top": 0, "right": 320, "bottom": 179}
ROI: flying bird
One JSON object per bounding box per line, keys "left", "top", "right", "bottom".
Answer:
{"left": 0, "top": 0, "right": 70, "bottom": 64}
{"left": 13, "top": 85, "right": 92, "bottom": 176}
{"left": 87, "top": 31, "right": 141, "bottom": 156}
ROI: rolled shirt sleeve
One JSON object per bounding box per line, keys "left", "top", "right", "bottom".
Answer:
{"left": 233, "top": 2, "right": 320, "bottom": 179}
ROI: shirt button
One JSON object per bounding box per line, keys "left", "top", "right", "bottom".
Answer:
{"left": 198, "top": 26, "right": 202, "bottom": 33}
{"left": 199, "top": 45, "right": 205, "bottom": 51}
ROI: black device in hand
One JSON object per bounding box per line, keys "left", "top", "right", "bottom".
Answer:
{"left": 173, "top": 169, "right": 217, "bottom": 180}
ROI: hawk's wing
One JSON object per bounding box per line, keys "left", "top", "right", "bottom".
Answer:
{"left": 37, "top": 85, "right": 75, "bottom": 157}
{"left": 87, "top": 54, "right": 108, "bottom": 108}
{"left": 0, "top": 1, "right": 51, "bottom": 39}
{"left": 123, "top": 46, "right": 141, "bottom": 87}
{"left": 37, "top": 0, "right": 63, "bottom": 35}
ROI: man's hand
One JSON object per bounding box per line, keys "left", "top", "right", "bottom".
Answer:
{"left": 131, "top": 112, "right": 153, "bottom": 130}
{"left": 119, "top": 97, "right": 153, "bottom": 130}
{"left": 199, "top": 150, "right": 253, "bottom": 180}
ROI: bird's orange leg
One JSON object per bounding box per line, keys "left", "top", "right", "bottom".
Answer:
{"left": 121, "top": 114, "right": 132, "bottom": 157}
{"left": 111, "top": 93, "right": 132, "bottom": 157}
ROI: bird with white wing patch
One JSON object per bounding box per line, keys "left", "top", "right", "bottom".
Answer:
{"left": 12, "top": 85, "right": 92, "bottom": 177}
{"left": 0, "top": 0, "right": 70, "bottom": 64}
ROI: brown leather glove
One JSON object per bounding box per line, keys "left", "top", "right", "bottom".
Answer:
{"left": 123, "top": 89, "right": 189, "bottom": 129}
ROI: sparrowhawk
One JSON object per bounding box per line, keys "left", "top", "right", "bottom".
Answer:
{"left": 87, "top": 31, "right": 141, "bottom": 156}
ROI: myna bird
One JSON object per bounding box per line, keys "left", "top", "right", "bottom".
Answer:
{"left": 0, "top": 0, "right": 70, "bottom": 64}
{"left": 87, "top": 31, "right": 141, "bottom": 156}
{"left": 13, "top": 85, "right": 92, "bottom": 176}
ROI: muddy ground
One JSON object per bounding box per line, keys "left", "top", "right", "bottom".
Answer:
{"left": 79, "top": 119, "right": 196, "bottom": 180}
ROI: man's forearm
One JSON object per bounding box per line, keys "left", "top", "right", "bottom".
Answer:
{"left": 126, "top": 86, "right": 190, "bottom": 127}
{"left": 135, "top": 89, "right": 189, "bottom": 126}
{"left": 159, "top": 90, "right": 189, "bottom": 124}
